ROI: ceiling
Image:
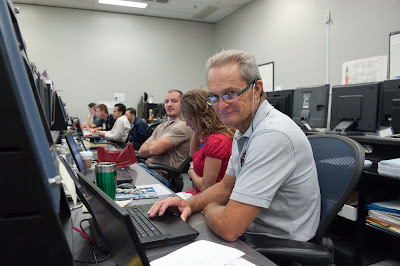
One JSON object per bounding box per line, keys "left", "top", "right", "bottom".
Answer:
{"left": 12, "top": 0, "right": 255, "bottom": 23}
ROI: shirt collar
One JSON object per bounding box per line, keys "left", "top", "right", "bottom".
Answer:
{"left": 234, "top": 100, "right": 273, "bottom": 139}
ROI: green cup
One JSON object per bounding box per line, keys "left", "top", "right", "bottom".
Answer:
{"left": 95, "top": 162, "right": 117, "bottom": 200}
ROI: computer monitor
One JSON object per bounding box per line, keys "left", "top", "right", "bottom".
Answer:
{"left": 266, "top": 89, "right": 294, "bottom": 117}
{"left": 65, "top": 132, "right": 86, "bottom": 173}
{"left": 50, "top": 92, "right": 68, "bottom": 130}
{"left": 0, "top": 0, "right": 73, "bottom": 263}
{"left": 330, "top": 82, "right": 381, "bottom": 134}
{"left": 380, "top": 79, "right": 400, "bottom": 133}
{"left": 291, "top": 84, "right": 330, "bottom": 130}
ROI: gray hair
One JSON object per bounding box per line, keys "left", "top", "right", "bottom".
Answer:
{"left": 205, "top": 50, "right": 262, "bottom": 85}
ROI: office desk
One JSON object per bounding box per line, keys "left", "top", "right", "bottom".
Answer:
{"left": 72, "top": 164, "right": 275, "bottom": 265}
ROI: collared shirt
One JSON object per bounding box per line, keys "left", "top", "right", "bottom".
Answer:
{"left": 129, "top": 117, "right": 148, "bottom": 144}
{"left": 102, "top": 115, "right": 131, "bottom": 142}
{"left": 226, "top": 100, "right": 321, "bottom": 241}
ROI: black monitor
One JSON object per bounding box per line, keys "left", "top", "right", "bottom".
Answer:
{"left": 65, "top": 132, "right": 86, "bottom": 173}
{"left": 291, "top": 84, "right": 330, "bottom": 130}
{"left": 380, "top": 79, "right": 400, "bottom": 133}
{"left": 0, "top": 0, "right": 73, "bottom": 263}
{"left": 266, "top": 89, "right": 294, "bottom": 117}
{"left": 50, "top": 92, "right": 68, "bottom": 130}
{"left": 330, "top": 82, "right": 381, "bottom": 134}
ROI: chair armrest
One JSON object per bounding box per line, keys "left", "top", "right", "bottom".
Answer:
{"left": 240, "top": 234, "right": 332, "bottom": 265}
{"left": 146, "top": 163, "right": 181, "bottom": 176}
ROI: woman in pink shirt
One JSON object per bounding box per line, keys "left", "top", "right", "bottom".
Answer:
{"left": 180, "top": 89, "right": 235, "bottom": 195}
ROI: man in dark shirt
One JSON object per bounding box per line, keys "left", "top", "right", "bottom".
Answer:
{"left": 126, "top": 108, "right": 148, "bottom": 149}
{"left": 87, "top": 103, "right": 115, "bottom": 132}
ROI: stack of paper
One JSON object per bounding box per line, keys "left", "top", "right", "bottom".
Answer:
{"left": 366, "top": 200, "right": 400, "bottom": 235}
{"left": 378, "top": 158, "right": 400, "bottom": 178}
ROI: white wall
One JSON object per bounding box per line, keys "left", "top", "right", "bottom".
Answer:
{"left": 16, "top": 4, "right": 214, "bottom": 121}
{"left": 215, "top": 0, "right": 400, "bottom": 90}
{"left": 16, "top": 0, "right": 400, "bottom": 122}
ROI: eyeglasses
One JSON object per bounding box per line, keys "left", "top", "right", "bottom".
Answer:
{"left": 205, "top": 79, "right": 257, "bottom": 106}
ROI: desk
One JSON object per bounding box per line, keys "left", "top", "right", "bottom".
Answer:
{"left": 72, "top": 164, "right": 275, "bottom": 265}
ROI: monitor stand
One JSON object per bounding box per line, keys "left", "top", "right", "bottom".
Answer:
{"left": 332, "top": 120, "right": 356, "bottom": 135}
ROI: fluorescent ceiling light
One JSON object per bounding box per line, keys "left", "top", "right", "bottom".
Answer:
{"left": 98, "top": 0, "right": 147, "bottom": 8}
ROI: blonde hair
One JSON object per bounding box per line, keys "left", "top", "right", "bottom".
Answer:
{"left": 179, "top": 88, "right": 235, "bottom": 138}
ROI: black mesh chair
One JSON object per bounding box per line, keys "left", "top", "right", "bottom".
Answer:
{"left": 147, "top": 156, "right": 192, "bottom": 193}
{"left": 241, "top": 134, "right": 365, "bottom": 265}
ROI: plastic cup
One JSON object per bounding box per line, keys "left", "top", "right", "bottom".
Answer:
{"left": 80, "top": 151, "right": 93, "bottom": 169}
{"left": 95, "top": 162, "right": 117, "bottom": 200}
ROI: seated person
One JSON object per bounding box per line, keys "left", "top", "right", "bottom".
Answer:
{"left": 180, "top": 88, "right": 234, "bottom": 196}
{"left": 125, "top": 107, "right": 148, "bottom": 149}
{"left": 87, "top": 103, "right": 115, "bottom": 133}
{"left": 138, "top": 90, "right": 192, "bottom": 188}
{"left": 148, "top": 50, "right": 321, "bottom": 245}
{"left": 95, "top": 103, "right": 130, "bottom": 142}
{"left": 82, "top": 102, "right": 101, "bottom": 128}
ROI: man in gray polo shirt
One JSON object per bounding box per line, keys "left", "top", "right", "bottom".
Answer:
{"left": 148, "top": 50, "right": 320, "bottom": 242}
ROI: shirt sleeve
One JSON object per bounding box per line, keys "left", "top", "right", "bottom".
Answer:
{"left": 204, "top": 134, "right": 232, "bottom": 160}
{"left": 163, "top": 123, "right": 191, "bottom": 147}
{"left": 104, "top": 118, "right": 123, "bottom": 140}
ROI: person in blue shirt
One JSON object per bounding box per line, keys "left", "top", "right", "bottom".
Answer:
{"left": 126, "top": 107, "right": 148, "bottom": 149}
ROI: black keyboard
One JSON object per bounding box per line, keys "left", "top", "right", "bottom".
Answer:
{"left": 127, "top": 208, "right": 162, "bottom": 238}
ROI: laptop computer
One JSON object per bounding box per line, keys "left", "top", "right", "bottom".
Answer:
{"left": 65, "top": 132, "right": 86, "bottom": 173}
{"left": 59, "top": 157, "right": 150, "bottom": 265}
{"left": 76, "top": 171, "right": 199, "bottom": 250}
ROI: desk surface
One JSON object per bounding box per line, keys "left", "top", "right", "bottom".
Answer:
{"left": 72, "top": 163, "right": 274, "bottom": 265}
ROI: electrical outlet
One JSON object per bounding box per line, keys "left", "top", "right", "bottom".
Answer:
{"left": 325, "top": 10, "right": 331, "bottom": 23}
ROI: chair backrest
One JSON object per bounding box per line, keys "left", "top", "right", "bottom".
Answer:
{"left": 170, "top": 156, "right": 192, "bottom": 193}
{"left": 146, "top": 122, "right": 162, "bottom": 138}
{"left": 308, "top": 134, "right": 365, "bottom": 243}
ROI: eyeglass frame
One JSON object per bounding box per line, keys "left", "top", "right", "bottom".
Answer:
{"left": 205, "top": 79, "right": 258, "bottom": 106}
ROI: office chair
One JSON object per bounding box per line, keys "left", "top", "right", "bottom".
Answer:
{"left": 146, "top": 156, "right": 192, "bottom": 193}
{"left": 146, "top": 122, "right": 162, "bottom": 138}
{"left": 241, "top": 134, "right": 365, "bottom": 265}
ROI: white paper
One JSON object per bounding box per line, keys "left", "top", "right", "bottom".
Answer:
{"left": 176, "top": 191, "right": 193, "bottom": 200}
{"left": 136, "top": 183, "right": 172, "bottom": 196}
{"left": 57, "top": 157, "right": 77, "bottom": 206}
{"left": 115, "top": 199, "right": 133, "bottom": 207}
{"left": 372, "top": 200, "right": 400, "bottom": 211}
{"left": 114, "top": 93, "right": 125, "bottom": 101}
{"left": 224, "top": 258, "right": 257, "bottom": 266}
{"left": 342, "top": 55, "right": 388, "bottom": 85}
{"left": 150, "top": 240, "right": 245, "bottom": 266}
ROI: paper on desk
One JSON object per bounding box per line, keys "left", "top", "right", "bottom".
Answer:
{"left": 57, "top": 157, "right": 77, "bottom": 206}
{"left": 224, "top": 257, "right": 256, "bottom": 266}
{"left": 150, "top": 240, "right": 244, "bottom": 266}
{"left": 115, "top": 199, "right": 132, "bottom": 207}
{"left": 136, "top": 184, "right": 172, "bottom": 196}
{"left": 372, "top": 200, "right": 400, "bottom": 211}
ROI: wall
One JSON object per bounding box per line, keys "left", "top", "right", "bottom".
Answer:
{"left": 16, "top": 0, "right": 400, "bottom": 122}
{"left": 215, "top": 0, "right": 400, "bottom": 90}
{"left": 16, "top": 4, "right": 214, "bottom": 121}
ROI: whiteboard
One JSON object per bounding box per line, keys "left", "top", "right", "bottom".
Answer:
{"left": 258, "top": 62, "right": 274, "bottom": 92}
{"left": 389, "top": 31, "right": 400, "bottom": 79}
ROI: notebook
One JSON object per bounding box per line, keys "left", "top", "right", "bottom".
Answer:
{"left": 77, "top": 172, "right": 199, "bottom": 249}
{"left": 60, "top": 157, "right": 150, "bottom": 265}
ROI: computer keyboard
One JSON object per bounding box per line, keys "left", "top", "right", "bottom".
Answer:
{"left": 127, "top": 208, "right": 162, "bottom": 238}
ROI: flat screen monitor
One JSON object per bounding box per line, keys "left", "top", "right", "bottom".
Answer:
{"left": 330, "top": 82, "right": 381, "bottom": 134}
{"left": 50, "top": 92, "right": 68, "bottom": 130}
{"left": 266, "top": 89, "right": 294, "bottom": 117}
{"left": 380, "top": 79, "right": 400, "bottom": 133}
{"left": 291, "top": 84, "right": 330, "bottom": 130}
{"left": 65, "top": 132, "right": 86, "bottom": 173}
{"left": 0, "top": 0, "right": 73, "bottom": 263}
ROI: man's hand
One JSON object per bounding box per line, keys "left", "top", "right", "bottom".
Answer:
{"left": 88, "top": 128, "right": 96, "bottom": 133}
{"left": 148, "top": 197, "right": 192, "bottom": 222}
